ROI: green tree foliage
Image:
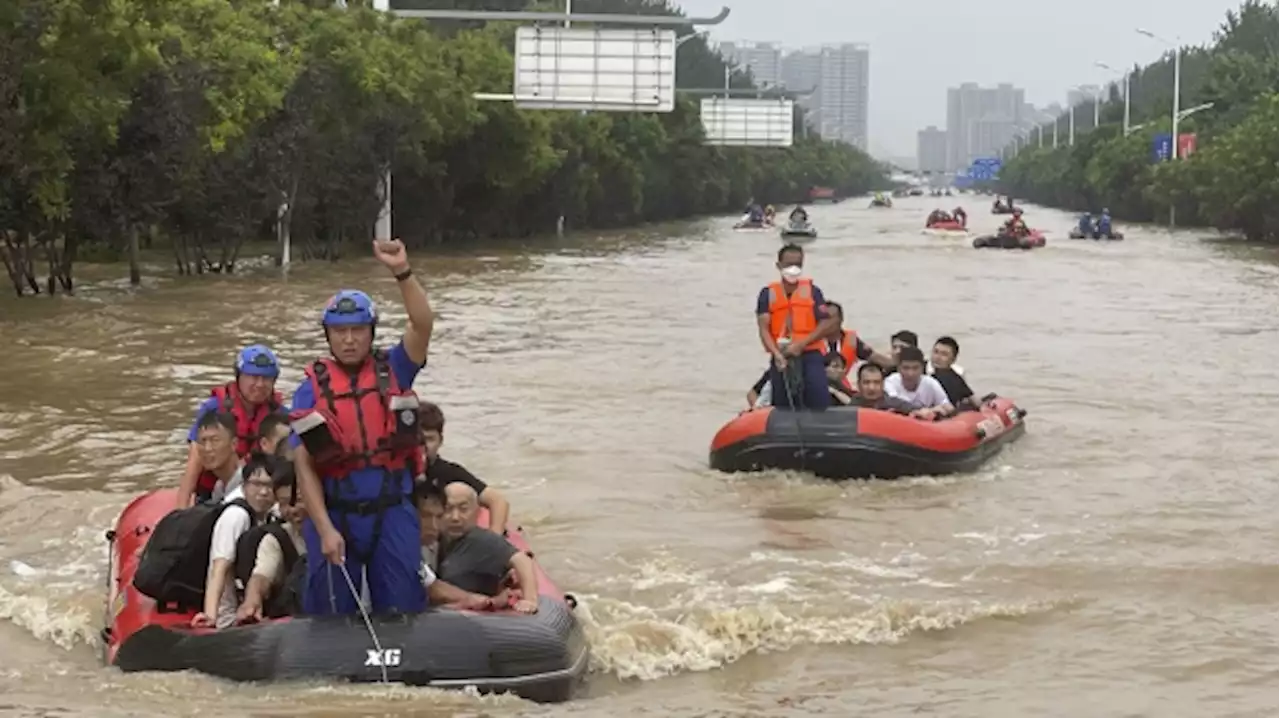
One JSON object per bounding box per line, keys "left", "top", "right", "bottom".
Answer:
{"left": 999, "top": 0, "right": 1278, "bottom": 242}
{"left": 0, "top": 0, "right": 887, "bottom": 296}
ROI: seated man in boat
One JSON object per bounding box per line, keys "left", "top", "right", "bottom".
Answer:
{"left": 190, "top": 412, "right": 246, "bottom": 504}
{"left": 928, "top": 336, "right": 979, "bottom": 410}
{"left": 234, "top": 460, "right": 307, "bottom": 624}
{"left": 437, "top": 482, "right": 539, "bottom": 614}
{"left": 764, "top": 205, "right": 777, "bottom": 224}
{"left": 789, "top": 205, "right": 809, "bottom": 224}
{"left": 1001, "top": 208, "right": 1030, "bottom": 238}
{"left": 952, "top": 207, "right": 967, "bottom": 227}
{"left": 417, "top": 402, "right": 510, "bottom": 535}
{"left": 883, "top": 347, "right": 954, "bottom": 420}
{"left": 414, "top": 481, "right": 511, "bottom": 610}
{"left": 824, "top": 301, "right": 894, "bottom": 377}
{"left": 193, "top": 452, "right": 280, "bottom": 629}
{"left": 220, "top": 412, "right": 295, "bottom": 498}
{"left": 756, "top": 244, "right": 839, "bottom": 411}
{"left": 175, "top": 344, "right": 285, "bottom": 509}
{"left": 849, "top": 362, "right": 916, "bottom": 414}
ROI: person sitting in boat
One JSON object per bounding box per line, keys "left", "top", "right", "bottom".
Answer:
{"left": 1096, "top": 208, "right": 1113, "bottom": 238}
{"left": 880, "top": 329, "right": 918, "bottom": 377}
{"left": 824, "top": 301, "right": 895, "bottom": 377}
{"left": 417, "top": 401, "right": 510, "bottom": 535}
{"left": 1001, "top": 208, "right": 1029, "bottom": 237}
{"left": 189, "top": 412, "right": 246, "bottom": 506}
{"left": 883, "top": 347, "right": 954, "bottom": 420}
{"left": 233, "top": 460, "right": 307, "bottom": 624}
{"left": 745, "top": 202, "right": 764, "bottom": 225}
{"left": 926, "top": 209, "right": 947, "bottom": 226}
{"left": 789, "top": 205, "right": 809, "bottom": 224}
{"left": 192, "top": 451, "right": 280, "bottom": 629}
{"left": 848, "top": 362, "right": 917, "bottom": 415}
{"left": 437, "top": 482, "right": 539, "bottom": 614}
{"left": 175, "top": 344, "right": 285, "bottom": 509}
{"left": 1076, "top": 213, "right": 1095, "bottom": 237}
{"left": 764, "top": 205, "right": 776, "bottom": 223}
{"left": 290, "top": 238, "right": 435, "bottom": 618}
{"left": 928, "top": 336, "right": 978, "bottom": 410}
{"left": 952, "top": 207, "right": 967, "bottom": 227}
{"left": 756, "top": 244, "right": 839, "bottom": 411}
{"left": 825, "top": 353, "right": 855, "bottom": 406}
{"left": 414, "top": 481, "right": 509, "bottom": 610}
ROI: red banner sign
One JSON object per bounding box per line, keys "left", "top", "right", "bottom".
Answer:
{"left": 1177, "top": 133, "right": 1197, "bottom": 159}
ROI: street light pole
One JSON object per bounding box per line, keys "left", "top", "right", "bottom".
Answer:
{"left": 1137, "top": 28, "right": 1182, "bottom": 225}
{"left": 1097, "top": 61, "right": 1133, "bottom": 136}
{"left": 1068, "top": 103, "right": 1075, "bottom": 146}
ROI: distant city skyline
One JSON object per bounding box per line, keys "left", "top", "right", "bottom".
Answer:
{"left": 685, "top": 0, "right": 1245, "bottom": 157}
{"left": 719, "top": 41, "right": 869, "bottom": 150}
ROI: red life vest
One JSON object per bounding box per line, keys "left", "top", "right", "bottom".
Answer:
{"left": 196, "top": 382, "right": 283, "bottom": 495}
{"left": 300, "top": 350, "right": 422, "bottom": 476}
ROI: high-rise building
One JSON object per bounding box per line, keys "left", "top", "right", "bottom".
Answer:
{"left": 780, "top": 44, "right": 869, "bottom": 150}
{"left": 717, "top": 41, "right": 784, "bottom": 89}
{"left": 916, "top": 126, "right": 947, "bottom": 173}
{"left": 945, "top": 82, "right": 1026, "bottom": 170}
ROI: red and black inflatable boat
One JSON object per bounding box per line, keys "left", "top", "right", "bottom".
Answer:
{"left": 972, "top": 230, "right": 1046, "bottom": 249}
{"left": 102, "top": 489, "right": 589, "bottom": 703}
{"left": 925, "top": 220, "right": 967, "bottom": 232}
{"left": 709, "top": 396, "right": 1027, "bottom": 480}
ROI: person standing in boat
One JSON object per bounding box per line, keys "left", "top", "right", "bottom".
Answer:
{"left": 290, "top": 238, "right": 436, "bottom": 617}
{"left": 174, "top": 344, "right": 284, "bottom": 509}
{"left": 756, "top": 244, "right": 839, "bottom": 411}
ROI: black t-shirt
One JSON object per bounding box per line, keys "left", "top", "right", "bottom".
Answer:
{"left": 437, "top": 528, "right": 518, "bottom": 596}
{"left": 931, "top": 368, "right": 974, "bottom": 405}
{"left": 425, "top": 457, "right": 488, "bottom": 495}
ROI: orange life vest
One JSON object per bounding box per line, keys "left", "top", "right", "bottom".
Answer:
{"left": 835, "top": 329, "right": 858, "bottom": 374}
{"left": 196, "top": 382, "right": 283, "bottom": 494}
{"left": 766, "top": 279, "right": 827, "bottom": 353}
{"left": 300, "top": 350, "right": 422, "bottom": 476}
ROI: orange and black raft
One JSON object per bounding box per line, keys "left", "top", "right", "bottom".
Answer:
{"left": 709, "top": 395, "right": 1027, "bottom": 480}
{"left": 102, "top": 489, "right": 590, "bottom": 703}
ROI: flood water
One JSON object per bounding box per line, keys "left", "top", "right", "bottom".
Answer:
{"left": 0, "top": 196, "right": 1276, "bottom": 718}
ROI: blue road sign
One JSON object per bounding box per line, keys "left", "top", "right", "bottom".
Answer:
{"left": 1152, "top": 133, "right": 1173, "bottom": 162}
{"left": 966, "top": 157, "right": 1003, "bottom": 181}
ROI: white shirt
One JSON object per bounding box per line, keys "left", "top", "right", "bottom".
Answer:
{"left": 208, "top": 503, "right": 254, "bottom": 628}
{"left": 883, "top": 373, "right": 953, "bottom": 409}
{"left": 208, "top": 466, "right": 243, "bottom": 504}
{"left": 420, "top": 545, "right": 438, "bottom": 588}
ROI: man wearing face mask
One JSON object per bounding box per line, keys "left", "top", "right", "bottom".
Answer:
{"left": 755, "top": 244, "right": 839, "bottom": 410}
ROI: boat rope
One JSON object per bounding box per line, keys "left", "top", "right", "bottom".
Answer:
{"left": 779, "top": 361, "right": 807, "bottom": 470}
{"left": 339, "top": 562, "right": 390, "bottom": 684}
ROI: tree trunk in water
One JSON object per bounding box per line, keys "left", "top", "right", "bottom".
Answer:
{"left": 128, "top": 224, "right": 141, "bottom": 286}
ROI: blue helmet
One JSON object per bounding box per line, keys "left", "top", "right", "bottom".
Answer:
{"left": 236, "top": 344, "right": 280, "bottom": 378}
{"left": 321, "top": 290, "right": 377, "bottom": 327}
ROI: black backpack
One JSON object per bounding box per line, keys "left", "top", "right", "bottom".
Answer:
{"left": 233, "top": 521, "right": 304, "bottom": 618}
{"left": 133, "top": 498, "right": 255, "bottom": 610}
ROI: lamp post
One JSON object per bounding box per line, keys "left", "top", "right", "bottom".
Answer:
{"left": 1068, "top": 101, "right": 1075, "bottom": 146}
{"left": 1137, "top": 28, "right": 1182, "bottom": 226}
{"left": 1096, "top": 61, "right": 1131, "bottom": 136}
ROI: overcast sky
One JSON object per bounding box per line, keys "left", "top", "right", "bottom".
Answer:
{"left": 676, "top": 0, "right": 1249, "bottom": 158}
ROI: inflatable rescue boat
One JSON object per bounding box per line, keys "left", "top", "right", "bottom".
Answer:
{"left": 709, "top": 396, "right": 1027, "bottom": 480}
{"left": 102, "top": 489, "right": 589, "bottom": 703}
{"left": 972, "top": 230, "right": 1046, "bottom": 249}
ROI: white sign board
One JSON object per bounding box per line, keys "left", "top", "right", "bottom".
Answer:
{"left": 700, "top": 98, "right": 795, "bottom": 147}
{"left": 513, "top": 27, "right": 676, "bottom": 112}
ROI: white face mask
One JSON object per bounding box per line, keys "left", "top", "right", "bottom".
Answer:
{"left": 780, "top": 265, "right": 803, "bottom": 282}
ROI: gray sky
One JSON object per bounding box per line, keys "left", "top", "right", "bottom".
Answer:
{"left": 678, "top": 0, "right": 1247, "bottom": 157}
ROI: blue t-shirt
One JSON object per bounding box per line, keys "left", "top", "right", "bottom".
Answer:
{"left": 755, "top": 283, "right": 829, "bottom": 333}
{"left": 290, "top": 341, "right": 424, "bottom": 500}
